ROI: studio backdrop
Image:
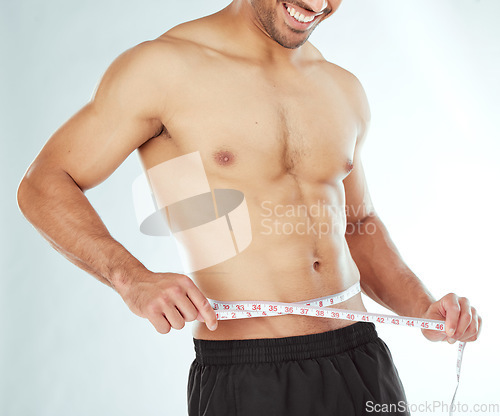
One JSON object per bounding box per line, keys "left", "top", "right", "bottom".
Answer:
{"left": 1, "top": 1, "right": 499, "bottom": 415}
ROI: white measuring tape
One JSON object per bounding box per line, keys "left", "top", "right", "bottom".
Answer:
{"left": 208, "top": 282, "right": 466, "bottom": 416}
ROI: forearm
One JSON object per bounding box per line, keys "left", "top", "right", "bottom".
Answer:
{"left": 17, "top": 167, "right": 147, "bottom": 295}
{"left": 346, "top": 214, "right": 436, "bottom": 318}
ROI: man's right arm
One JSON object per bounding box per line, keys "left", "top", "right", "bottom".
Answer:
{"left": 16, "top": 40, "right": 218, "bottom": 333}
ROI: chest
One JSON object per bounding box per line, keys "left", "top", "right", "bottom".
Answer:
{"left": 140, "top": 63, "right": 359, "bottom": 184}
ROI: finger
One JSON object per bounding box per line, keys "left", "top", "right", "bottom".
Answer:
{"left": 149, "top": 312, "right": 171, "bottom": 334}
{"left": 163, "top": 304, "right": 186, "bottom": 330}
{"left": 451, "top": 298, "right": 472, "bottom": 342}
{"left": 186, "top": 285, "right": 218, "bottom": 331}
{"left": 461, "top": 308, "right": 481, "bottom": 342}
{"left": 460, "top": 316, "right": 478, "bottom": 342}
{"left": 442, "top": 294, "right": 461, "bottom": 338}
{"left": 175, "top": 297, "right": 200, "bottom": 322}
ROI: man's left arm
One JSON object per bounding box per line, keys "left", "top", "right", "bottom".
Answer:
{"left": 342, "top": 78, "right": 481, "bottom": 344}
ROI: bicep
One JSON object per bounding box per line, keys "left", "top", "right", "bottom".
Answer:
{"left": 342, "top": 71, "right": 374, "bottom": 224}
{"left": 342, "top": 89, "right": 374, "bottom": 224}
{"left": 27, "top": 42, "right": 165, "bottom": 192}
{"left": 343, "top": 157, "right": 375, "bottom": 225}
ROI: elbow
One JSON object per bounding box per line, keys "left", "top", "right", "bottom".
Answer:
{"left": 359, "top": 211, "right": 378, "bottom": 226}
{"left": 17, "top": 162, "right": 45, "bottom": 218}
{"left": 17, "top": 174, "right": 35, "bottom": 218}
{"left": 345, "top": 211, "right": 379, "bottom": 239}
{"left": 17, "top": 164, "right": 82, "bottom": 219}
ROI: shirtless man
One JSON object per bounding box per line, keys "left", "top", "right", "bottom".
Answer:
{"left": 17, "top": 0, "right": 481, "bottom": 415}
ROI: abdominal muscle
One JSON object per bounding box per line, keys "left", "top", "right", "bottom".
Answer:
{"left": 189, "top": 186, "right": 368, "bottom": 341}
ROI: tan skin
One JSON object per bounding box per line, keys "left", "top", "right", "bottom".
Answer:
{"left": 17, "top": 0, "right": 481, "bottom": 344}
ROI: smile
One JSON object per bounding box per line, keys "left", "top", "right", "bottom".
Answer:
{"left": 283, "top": 2, "right": 324, "bottom": 25}
{"left": 286, "top": 6, "right": 315, "bottom": 23}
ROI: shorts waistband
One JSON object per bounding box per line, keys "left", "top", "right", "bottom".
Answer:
{"left": 193, "top": 322, "right": 378, "bottom": 365}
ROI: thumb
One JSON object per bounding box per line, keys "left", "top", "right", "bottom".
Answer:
{"left": 441, "top": 294, "right": 460, "bottom": 338}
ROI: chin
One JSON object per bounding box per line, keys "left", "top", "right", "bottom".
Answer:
{"left": 273, "top": 19, "right": 318, "bottom": 49}
{"left": 280, "top": 41, "right": 307, "bottom": 49}
{"left": 275, "top": 33, "right": 311, "bottom": 49}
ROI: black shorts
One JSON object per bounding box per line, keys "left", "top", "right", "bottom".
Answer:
{"left": 188, "top": 322, "right": 409, "bottom": 416}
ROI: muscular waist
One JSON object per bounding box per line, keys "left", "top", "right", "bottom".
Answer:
{"left": 185, "top": 192, "right": 363, "bottom": 339}
{"left": 190, "top": 248, "right": 365, "bottom": 340}
{"left": 192, "top": 290, "right": 367, "bottom": 340}
{"left": 191, "top": 235, "right": 358, "bottom": 299}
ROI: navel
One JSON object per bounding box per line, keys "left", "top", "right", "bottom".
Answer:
{"left": 213, "top": 150, "right": 235, "bottom": 166}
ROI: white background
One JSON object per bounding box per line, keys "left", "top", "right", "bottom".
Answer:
{"left": 1, "top": 0, "right": 499, "bottom": 415}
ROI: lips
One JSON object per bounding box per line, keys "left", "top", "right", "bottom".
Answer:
{"left": 282, "top": 2, "right": 323, "bottom": 29}
{"left": 286, "top": 5, "right": 316, "bottom": 23}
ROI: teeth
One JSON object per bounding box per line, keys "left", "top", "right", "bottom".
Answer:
{"left": 286, "top": 5, "right": 315, "bottom": 24}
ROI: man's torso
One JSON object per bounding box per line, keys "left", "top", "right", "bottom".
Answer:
{"left": 136, "top": 16, "right": 367, "bottom": 340}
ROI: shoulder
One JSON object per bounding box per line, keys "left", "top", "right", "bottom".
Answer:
{"left": 98, "top": 36, "right": 198, "bottom": 87}
{"left": 310, "top": 54, "right": 371, "bottom": 143}
{"left": 99, "top": 12, "right": 227, "bottom": 89}
{"left": 91, "top": 34, "right": 207, "bottom": 117}
{"left": 324, "top": 60, "right": 370, "bottom": 126}
{"left": 105, "top": 19, "right": 229, "bottom": 84}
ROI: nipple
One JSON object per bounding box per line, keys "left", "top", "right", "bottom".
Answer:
{"left": 214, "top": 150, "right": 235, "bottom": 166}
{"left": 346, "top": 159, "right": 354, "bottom": 173}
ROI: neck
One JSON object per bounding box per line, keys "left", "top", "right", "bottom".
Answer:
{"left": 220, "top": 1, "right": 309, "bottom": 64}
